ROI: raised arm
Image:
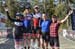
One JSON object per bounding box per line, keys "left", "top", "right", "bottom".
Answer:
{"left": 59, "top": 10, "right": 73, "bottom": 23}
{"left": 5, "top": 8, "right": 22, "bottom": 22}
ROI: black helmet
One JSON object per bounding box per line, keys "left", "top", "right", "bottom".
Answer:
{"left": 16, "top": 13, "right": 23, "bottom": 17}
{"left": 25, "top": 5, "right": 31, "bottom": 9}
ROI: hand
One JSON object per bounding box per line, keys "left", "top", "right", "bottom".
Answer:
{"left": 4, "top": 7, "right": 9, "bottom": 12}
{"left": 68, "top": 10, "right": 73, "bottom": 15}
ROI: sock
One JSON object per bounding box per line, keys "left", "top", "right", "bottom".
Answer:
{"left": 15, "top": 45, "right": 19, "bottom": 49}
{"left": 28, "top": 46, "right": 30, "bottom": 49}
{"left": 24, "top": 46, "right": 26, "bottom": 49}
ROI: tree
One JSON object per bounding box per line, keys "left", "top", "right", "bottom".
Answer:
{"left": 30, "top": 0, "right": 55, "bottom": 17}
{"left": 5, "top": 0, "right": 17, "bottom": 27}
{"left": 0, "top": 1, "right": 5, "bottom": 13}
{"left": 0, "top": 0, "right": 72, "bottom": 28}
{"left": 0, "top": 0, "right": 29, "bottom": 27}
{"left": 69, "top": 0, "right": 75, "bottom": 4}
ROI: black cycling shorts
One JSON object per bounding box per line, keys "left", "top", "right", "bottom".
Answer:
{"left": 14, "top": 27, "right": 23, "bottom": 41}
{"left": 23, "top": 27, "right": 32, "bottom": 33}
{"left": 42, "top": 32, "right": 49, "bottom": 42}
{"left": 33, "top": 27, "right": 40, "bottom": 34}
{"left": 49, "top": 36, "right": 60, "bottom": 47}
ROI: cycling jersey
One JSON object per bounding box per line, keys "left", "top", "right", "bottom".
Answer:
{"left": 33, "top": 13, "right": 42, "bottom": 27}
{"left": 6, "top": 11, "right": 24, "bottom": 40}
{"left": 23, "top": 14, "right": 33, "bottom": 28}
{"left": 40, "top": 19, "right": 51, "bottom": 33}
{"left": 23, "top": 14, "right": 33, "bottom": 33}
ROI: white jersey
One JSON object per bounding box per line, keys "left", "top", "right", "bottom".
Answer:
{"left": 24, "top": 14, "right": 33, "bottom": 20}
{"left": 33, "top": 13, "right": 42, "bottom": 18}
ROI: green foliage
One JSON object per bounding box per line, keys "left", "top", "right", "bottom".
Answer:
{"left": 30, "top": 0, "right": 55, "bottom": 17}
{"left": 45, "top": 0, "right": 55, "bottom": 17}
{"left": 54, "top": 3, "right": 70, "bottom": 29}
{"left": 0, "top": 2, "right": 5, "bottom": 13}
{"left": 5, "top": 0, "right": 26, "bottom": 27}
{"left": 30, "top": 0, "right": 39, "bottom": 6}
{"left": 5, "top": 0, "right": 16, "bottom": 27}
{"left": 69, "top": 0, "right": 75, "bottom": 4}
{"left": 54, "top": 3, "right": 67, "bottom": 19}
{"left": 0, "top": 0, "right": 71, "bottom": 28}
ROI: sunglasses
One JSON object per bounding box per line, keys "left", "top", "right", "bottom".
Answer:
{"left": 34, "top": 7, "right": 39, "bottom": 9}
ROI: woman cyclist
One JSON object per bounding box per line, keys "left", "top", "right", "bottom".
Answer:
{"left": 5, "top": 8, "right": 24, "bottom": 49}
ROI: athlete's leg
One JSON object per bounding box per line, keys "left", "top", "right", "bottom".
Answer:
{"left": 14, "top": 39, "right": 23, "bottom": 49}
{"left": 45, "top": 41, "right": 48, "bottom": 49}
{"left": 23, "top": 33, "right": 31, "bottom": 49}
{"left": 49, "top": 37, "right": 55, "bottom": 49}
{"left": 45, "top": 39, "right": 48, "bottom": 49}
{"left": 45, "top": 33, "right": 49, "bottom": 49}
{"left": 37, "top": 28, "right": 42, "bottom": 48}
{"left": 23, "top": 33, "right": 27, "bottom": 49}
{"left": 32, "top": 28, "right": 36, "bottom": 43}
{"left": 54, "top": 37, "right": 60, "bottom": 49}
{"left": 27, "top": 27, "right": 32, "bottom": 49}
{"left": 14, "top": 33, "right": 23, "bottom": 49}
{"left": 28, "top": 33, "right": 31, "bottom": 49}
{"left": 42, "top": 33, "right": 46, "bottom": 49}
{"left": 43, "top": 33, "right": 48, "bottom": 49}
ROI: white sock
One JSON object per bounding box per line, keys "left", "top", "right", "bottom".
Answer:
{"left": 15, "top": 45, "right": 24, "bottom": 49}
{"left": 15, "top": 45, "right": 19, "bottom": 49}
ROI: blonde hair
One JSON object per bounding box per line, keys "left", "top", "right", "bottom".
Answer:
{"left": 23, "top": 9, "right": 31, "bottom": 15}
{"left": 23, "top": 10, "right": 26, "bottom": 16}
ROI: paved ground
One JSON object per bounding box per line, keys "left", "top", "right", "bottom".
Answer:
{"left": 0, "top": 38, "right": 14, "bottom": 49}
{"left": 0, "top": 33, "right": 75, "bottom": 49}
{"left": 59, "top": 34, "right": 75, "bottom": 49}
